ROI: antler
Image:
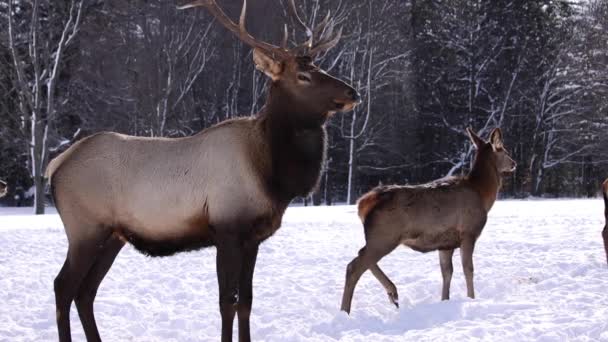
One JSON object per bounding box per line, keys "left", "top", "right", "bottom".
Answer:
{"left": 178, "top": 0, "right": 290, "bottom": 59}
{"left": 178, "top": 0, "right": 342, "bottom": 58}
{"left": 287, "top": 0, "right": 342, "bottom": 56}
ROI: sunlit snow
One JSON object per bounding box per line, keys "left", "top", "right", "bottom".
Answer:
{"left": 0, "top": 199, "right": 606, "bottom": 341}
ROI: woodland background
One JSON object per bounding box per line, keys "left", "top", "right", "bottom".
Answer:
{"left": 0, "top": 0, "right": 606, "bottom": 213}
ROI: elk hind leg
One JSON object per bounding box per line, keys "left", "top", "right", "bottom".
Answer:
{"left": 340, "top": 240, "right": 398, "bottom": 314}
{"left": 75, "top": 233, "right": 125, "bottom": 342}
{"left": 369, "top": 264, "right": 399, "bottom": 308}
{"left": 439, "top": 249, "right": 454, "bottom": 300}
{"left": 55, "top": 228, "right": 110, "bottom": 342}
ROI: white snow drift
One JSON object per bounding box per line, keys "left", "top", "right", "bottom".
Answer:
{"left": 0, "top": 199, "right": 607, "bottom": 341}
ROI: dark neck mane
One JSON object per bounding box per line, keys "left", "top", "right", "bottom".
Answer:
{"left": 258, "top": 83, "right": 328, "bottom": 203}
{"left": 467, "top": 147, "right": 501, "bottom": 212}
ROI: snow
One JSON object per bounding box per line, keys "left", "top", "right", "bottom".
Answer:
{"left": 1, "top": 199, "right": 607, "bottom": 341}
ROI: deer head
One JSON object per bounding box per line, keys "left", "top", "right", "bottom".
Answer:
{"left": 178, "top": 0, "right": 360, "bottom": 117}
{"left": 467, "top": 127, "right": 516, "bottom": 174}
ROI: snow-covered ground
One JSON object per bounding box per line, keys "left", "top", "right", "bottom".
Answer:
{"left": 0, "top": 199, "right": 607, "bottom": 341}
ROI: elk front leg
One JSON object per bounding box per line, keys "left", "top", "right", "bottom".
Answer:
{"left": 460, "top": 238, "right": 476, "bottom": 299}
{"left": 216, "top": 236, "right": 242, "bottom": 342}
{"left": 439, "top": 249, "right": 454, "bottom": 300}
{"left": 237, "top": 242, "right": 259, "bottom": 342}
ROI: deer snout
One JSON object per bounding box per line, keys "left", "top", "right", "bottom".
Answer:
{"left": 507, "top": 159, "right": 517, "bottom": 173}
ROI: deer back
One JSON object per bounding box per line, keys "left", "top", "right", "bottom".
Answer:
{"left": 366, "top": 180, "right": 487, "bottom": 242}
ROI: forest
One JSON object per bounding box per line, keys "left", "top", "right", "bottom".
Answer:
{"left": 0, "top": 0, "right": 607, "bottom": 213}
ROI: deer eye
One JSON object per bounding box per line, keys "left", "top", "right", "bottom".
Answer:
{"left": 297, "top": 73, "right": 312, "bottom": 83}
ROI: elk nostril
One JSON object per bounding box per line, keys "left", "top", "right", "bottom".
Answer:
{"left": 346, "top": 88, "right": 360, "bottom": 101}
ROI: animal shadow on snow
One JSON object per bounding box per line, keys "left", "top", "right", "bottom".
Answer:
{"left": 313, "top": 299, "right": 535, "bottom": 338}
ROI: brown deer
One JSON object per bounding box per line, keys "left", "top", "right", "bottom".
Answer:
{"left": 46, "top": 1, "right": 359, "bottom": 341}
{"left": 340, "top": 127, "right": 516, "bottom": 314}
{"left": 602, "top": 178, "right": 608, "bottom": 266}
{"left": 0, "top": 180, "right": 6, "bottom": 197}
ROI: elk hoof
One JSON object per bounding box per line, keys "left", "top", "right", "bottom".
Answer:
{"left": 388, "top": 292, "right": 399, "bottom": 308}
{"left": 340, "top": 303, "right": 351, "bottom": 315}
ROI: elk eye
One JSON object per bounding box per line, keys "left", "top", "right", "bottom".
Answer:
{"left": 297, "top": 73, "right": 311, "bottom": 83}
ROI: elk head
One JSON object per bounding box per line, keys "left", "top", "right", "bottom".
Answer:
{"left": 467, "top": 127, "right": 517, "bottom": 174}
{"left": 178, "top": 0, "right": 360, "bottom": 118}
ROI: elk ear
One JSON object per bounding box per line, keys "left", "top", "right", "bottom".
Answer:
{"left": 466, "top": 127, "right": 485, "bottom": 149}
{"left": 253, "top": 48, "right": 282, "bottom": 81}
{"left": 489, "top": 128, "right": 504, "bottom": 149}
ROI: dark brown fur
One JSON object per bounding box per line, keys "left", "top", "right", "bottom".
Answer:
{"left": 262, "top": 84, "right": 328, "bottom": 201}
{"left": 115, "top": 202, "right": 212, "bottom": 257}
{"left": 341, "top": 127, "right": 516, "bottom": 314}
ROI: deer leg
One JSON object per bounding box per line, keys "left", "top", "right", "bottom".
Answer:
{"left": 237, "top": 242, "right": 259, "bottom": 342}
{"left": 340, "top": 240, "right": 397, "bottom": 314}
{"left": 216, "top": 235, "right": 242, "bottom": 342}
{"left": 55, "top": 229, "right": 109, "bottom": 342}
{"left": 439, "top": 249, "right": 455, "bottom": 300}
{"left": 75, "top": 233, "right": 125, "bottom": 342}
{"left": 602, "top": 226, "right": 608, "bottom": 266}
{"left": 369, "top": 264, "right": 399, "bottom": 308}
{"left": 460, "top": 238, "right": 476, "bottom": 299}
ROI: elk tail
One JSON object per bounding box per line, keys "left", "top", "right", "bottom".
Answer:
{"left": 357, "top": 186, "right": 395, "bottom": 226}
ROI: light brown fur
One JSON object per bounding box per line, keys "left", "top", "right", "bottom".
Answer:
{"left": 357, "top": 191, "right": 382, "bottom": 222}
{"left": 341, "top": 127, "right": 516, "bottom": 314}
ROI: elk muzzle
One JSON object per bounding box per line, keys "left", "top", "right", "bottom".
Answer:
{"left": 333, "top": 88, "right": 361, "bottom": 112}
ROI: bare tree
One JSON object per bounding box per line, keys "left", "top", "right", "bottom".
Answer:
{"left": 332, "top": 0, "right": 409, "bottom": 204}
{"left": 123, "top": 1, "right": 216, "bottom": 137}
{"left": 6, "top": 0, "right": 83, "bottom": 214}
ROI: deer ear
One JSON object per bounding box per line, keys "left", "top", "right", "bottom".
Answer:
{"left": 253, "top": 49, "right": 282, "bottom": 81}
{"left": 466, "top": 127, "right": 485, "bottom": 149}
{"left": 489, "top": 128, "right": 503, "bottom": 148}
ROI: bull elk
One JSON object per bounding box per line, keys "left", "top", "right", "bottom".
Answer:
{"left": 340, "top": 127, "right": 516, "bottom": 314}
{"left": 46, "top": 1, "right": 359, "bottom": 341}
{"left": 602, "top": 178, "right": 608, "bottom": 266}
{"left": 0, "top": 180, "right": 6, "bottom": 197}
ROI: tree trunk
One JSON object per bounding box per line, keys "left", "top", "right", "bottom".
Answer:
{"left": 533, "top": 165, "right": 543, "bottom": 197}
{"left": 324, "top": 167, "right": 332, "bottom": 206}
{"left": 346, "top": 107, "right": 358, "bottom": 205}
{"left": 32, "top": 119, "right": 46, "bottom": 214}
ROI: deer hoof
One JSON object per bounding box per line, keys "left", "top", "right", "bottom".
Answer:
{"left": 388, "top": 292, "right": 399, "bottom": 308}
